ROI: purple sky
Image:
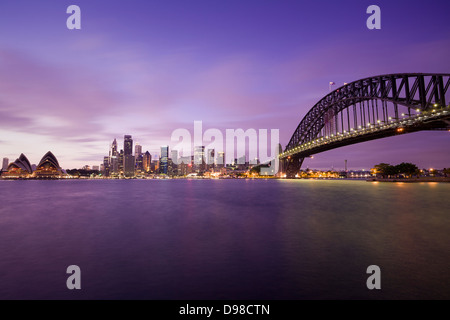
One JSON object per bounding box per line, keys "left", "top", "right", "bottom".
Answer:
{"left": 0, "top": 0, "right": 449, "bottom": 170}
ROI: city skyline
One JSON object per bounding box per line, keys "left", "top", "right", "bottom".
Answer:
{"left": 0, "top": 1, "right": 449, "bottom": 170}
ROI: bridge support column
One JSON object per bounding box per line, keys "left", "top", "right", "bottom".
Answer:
{"left": 285, "top": 156, "right": 304, "bottom": 179}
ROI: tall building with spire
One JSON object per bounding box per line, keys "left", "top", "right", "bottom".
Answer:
{"left": 110, "top": 138, "right": 119, "bottom": 174}
{"left": 111, "top": 138, "right": 118, "bottom": 156}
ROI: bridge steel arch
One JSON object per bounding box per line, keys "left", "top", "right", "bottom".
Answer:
{"left": 281, "top": 73, "right": 450, "bottom": 178}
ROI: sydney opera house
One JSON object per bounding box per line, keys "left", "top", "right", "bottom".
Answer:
{"left": 1, "top": 151, "right": 66, "bottom": 179}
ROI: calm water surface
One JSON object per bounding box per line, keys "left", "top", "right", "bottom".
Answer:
{"left": 0, "top": 179, "right": 449, "bottom": 299}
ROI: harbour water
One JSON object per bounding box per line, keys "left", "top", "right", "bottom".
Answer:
{"left": 0, "top": 179, "right": 449, "bottom": 299}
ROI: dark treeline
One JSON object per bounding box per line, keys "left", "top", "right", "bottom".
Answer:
{"left": 66, "top": 169, "right": 100, "bottom": 177}
{"left": 373, "top": 163, "right": 450, "bottom": 178}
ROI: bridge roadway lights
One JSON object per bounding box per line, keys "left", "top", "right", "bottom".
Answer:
{"left": 285, "top": 156, "right": 304, "bottom": 179}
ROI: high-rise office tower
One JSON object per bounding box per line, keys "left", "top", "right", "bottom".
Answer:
{"left": 110, "top": 138, "right": 119, "bottom": 174}
{"left": 2, "top": 158, "right": 9, "bottom": 171}
{"left": 123, "top": 135, "right": 135, "bottom": 177}
{"left": 178, "top": 156, "right": 193, "bottom": 176}
{"left": 103, "top": 156, "right": 110, "bottom": 176}
{"left": 134, "top": 143, "right": 143, "bottom": 172}
{"left": 118, "top": 150, "right": 124, "bottom": 172}
{"left": 111, "top": 138, "right": 118, "bottom": 156}
{"left": 124, "top": 135, "right": 133, "bottom": 156}
{"left": 124, "top": 156, "right": 135, "bottom": 177}
{"left": 135, "top": 143, "right": 142, "bottom": 158}
{"left": 237, "top": 155, "right": 247, "bottom": 170}
{"left": 171, "top": 150, "right": 178, "bottom": 165}
{"left": 216, "top": 152, "right": 225, "bottom": 168}
{"left": 152, "top": 159, "right": 159, "bottom": 173}
{"left": 207, "top": 149, "right": 215, "bottom": 171}
{"left": 143, "top": 151, "right": 152, "bottom": 172}
{"left": 136, "top": 154, "right": 143, "bottom": 172}
{"left": 194, "top": 146, "right": 205, "bottom": 173}
{"left": 160, "top": 146, "right": 169, "bottom": 174}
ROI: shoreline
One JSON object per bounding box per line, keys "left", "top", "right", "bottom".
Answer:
{"left": 367, "top": 177, "right": 450, "bottom": 183}
{"left": 1, "top": 176, "right": 449, "bottom": 182}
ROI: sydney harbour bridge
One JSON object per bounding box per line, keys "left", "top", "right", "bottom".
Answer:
{"left": 279, "top": 73, "right": 450, "bottom": 178}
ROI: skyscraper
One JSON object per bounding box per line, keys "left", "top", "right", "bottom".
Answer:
{"left": 135, "top": 143, "right": 142, "bottom": 158}
{"left": 124, "top": 135, "right": 133, "bottom": 156}
{"left": 110, "top": 138, "right": 119, "bottom": 174}
{"left": 103, "top": 156, "right": 110, "bottom": 176}
{"left": 135, "top": 143, "right": 143, "bottom": 172}
{"left": 179, "top": 156, "right": 193, "bottom": 176}
{"left": 111, "top": 138, "right": 118, "bottom": 157}
{"left": 160, "top": 146, "right": 169, "bottom": 174}
{"left": 194, "top": 146, "right": 205, "bottom": 173}
{"left": 2, "top": 158, "right": 8, "bottom": 171}
{"left": 216, "top": 152, "right": 225, "bottom": 168}
{"left": 124, "top": 135, "right": 135, "bottom": 177}
{"left": 118, "top": 150, "right": 124, "bottom": 173}
{"left": 171, "top": 150, "right": 178, "bottom": 165}
{"left": 207, "top": 149, "right": 215, "bottom": 171}
{"left": 143, "top": 151, "right": 152, "bottom": 172}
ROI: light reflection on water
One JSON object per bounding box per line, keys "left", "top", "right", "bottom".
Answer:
{"left": 0, "top": 179, "right": 449, "bottom": 299}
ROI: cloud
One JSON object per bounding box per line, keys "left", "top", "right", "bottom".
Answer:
{"left": 1, "top": 34, "right": 449, "bottom": 168}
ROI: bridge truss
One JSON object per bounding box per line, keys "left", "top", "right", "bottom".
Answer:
{"left": 281, "top": 73, "right": 450, "bottom": 178}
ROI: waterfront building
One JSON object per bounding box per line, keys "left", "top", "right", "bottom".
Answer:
{"left": 110, "top": 139, "right": 119, "bottom": 174}
{"left": 171, "top": 150, "right": 178, "bottom": 165}
{"left": 124, "top": 155, "right": 135, "bottom": 177}
{"left": 179, "top": 156, "right": 193, "bottom": 176}
{"left": 143, "top": 151, "right": 152, "bottom": 173}
{"left": 237, "top": 155, "right": 246, "bottom": 170}
{"left": 124, "top": 135, "right": 133, "bottom": 156}
{"left": 111, "top": 138, "right": 118, "bottom": 156}
{"left": 194, "top": 146, "right": 205, "bottom": 173}
{"left": 135, "top": 143, "right": 143, "bottom": 172}
{"left": 216, "top": 152, "right": 225, "bottom": 169}
{"left": 2, "top": 158, "right": 8, "bottom": 171}
{"left": 103, "top": 156, "right": 110, "bottom": 176}
{"left": 118, "top": 150, "right": 124, "bottom": 173}
{"left": 123, "top": 135, "right": 135, "bottom": 177}
{"left": 207, "top": 149, "right": 215, "bottom": 171}
{"left": 110, "top": 156, "right": 119, "bottom": 174}
{"left": 32, "top": 152, "right": 64, "bottom": 178}
{"left": 152, "top": 159, "right": 159, "bottom": 173}
{"left": 2, "top": 154, "right": 33, "bottom": 178}
{"left": 135, "top": 154, "right": 144, "bottom": 173}
{"left": 135, "top": 143, "right": 142, "bottom": 158}
{"left": 160, "top": 146, "right": 169, "bottom": 174}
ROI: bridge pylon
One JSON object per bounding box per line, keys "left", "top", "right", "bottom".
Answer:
{"left": 285, "top": 155, "right": 304, "bottom": 179}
